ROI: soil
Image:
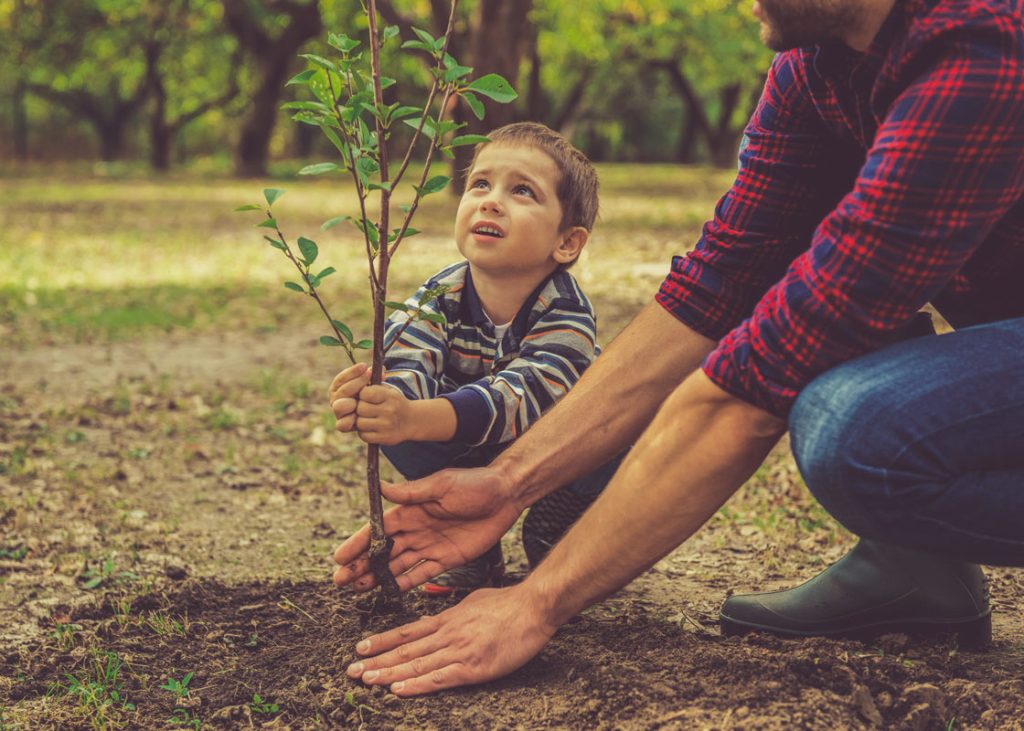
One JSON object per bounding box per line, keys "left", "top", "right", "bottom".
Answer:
{"left": 2, "top": 333, "right": 1023, "bottom": 730}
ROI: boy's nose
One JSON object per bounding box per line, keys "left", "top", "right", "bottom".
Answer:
{"left": 479, "top": 196, "right": 504, "bottom": 215}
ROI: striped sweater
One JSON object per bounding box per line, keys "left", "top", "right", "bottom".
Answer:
{"left": 383, "top": 261, "right": 598, "bottom": 446}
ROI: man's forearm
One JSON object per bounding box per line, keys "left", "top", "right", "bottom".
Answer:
{"left": 522, "top": 371, "right": 786, "bottom": 627}
{"left": 496, "top": 301, "right": 717, "bottom": 511}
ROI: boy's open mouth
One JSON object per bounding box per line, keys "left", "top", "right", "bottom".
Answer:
{"left": 471, "top": 222, "right": 505, "bottom": 239}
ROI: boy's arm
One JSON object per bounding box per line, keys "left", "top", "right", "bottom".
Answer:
{"left": 439, "top": 301, "right": 597, "bottom": 447}
{"left": 380, "top": 286, "right": 449, "bottom": 402}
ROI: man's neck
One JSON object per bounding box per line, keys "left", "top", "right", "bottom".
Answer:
{"left": 469, "top": 264, "right": 555, "bottom": 325}
{"left": 843, "top": 0, "right": 898, "bottom": 52}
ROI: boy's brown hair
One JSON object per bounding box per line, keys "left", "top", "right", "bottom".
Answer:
{"left": 470, "top": 122, "right": 599, "bottom": 233}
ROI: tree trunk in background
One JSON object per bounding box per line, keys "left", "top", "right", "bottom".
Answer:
{"left": 12, "top": 80, "right": 28, "bottom": 162}
{"left": 150, "top": 83, "right": 172, "bottom": 171}
{"left": 224, "top": 0, "right": 322, "bottom": 177}
{"left": 676, "top": 107, "right": 698, "bottom": 164}
{"left": 449, "top": 0, "right": 532, "bottom": 190}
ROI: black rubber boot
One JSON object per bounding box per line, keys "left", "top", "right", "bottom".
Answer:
{"left": 719, "top": 540, "right": 991, "bottom": 648}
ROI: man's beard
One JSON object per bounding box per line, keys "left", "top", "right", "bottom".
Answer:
{"left": 757, "top": 0, "right": 861, "bottom": 51}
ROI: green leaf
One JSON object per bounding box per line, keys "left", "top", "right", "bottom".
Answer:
{"left": 299, "top": 162, "right": 339, "bottom": 176}
{"left": 263, "top": 236, "right": 287, "bottom": 251}
{"left": 399, "top": 204, "right": 412, "bottom": 214}
{"left": 321, "top": 215, "right": 351, "bottom": 232}
{"left": 390, "top": 105, "right": 422, "bottom": 122}
{"left": 385, "top": 301, "right": 410, "bottom": 312}
{"left": 367, "top": 181, "right": 392, "bottom": 192}
{"left": 332, "top": 320, "right": 354, "bottom": 343}
{"left": 450, "top": 134, "right": 490, "bottom": 147}
{"left": 412, "top": 27, "right": 435, "bottom": 46}
{"left": 328, "top": 32, "right": 360, "bottom": 54}
{"left": 380, "top": 76, "right": 397, "bottom": 90}
{"left": 354, "top": 339, "right": 373, "bottom": 350}
{"left": 234, "top": 204, "right": 262, "bottom": 212}
{"left": 416, "top": 175, "right": 451, "bottom": 197}
{"left": 401, "top": 39, "right": 433, "bottom": 53}
{"left": 293, "top": 111, "right": 335, "bottom": 128}
{"left": 317, "top": 266, "right": 337, "bottom": 280}
{"left": 355, "top": 157, "right": 379, "bottom": 187}
{"left": 319, "top": 125, "right": 347, "bottom": 157}
{"left": 280, "top": 100, "right": 330, "bottom": 113}
{"left": 300, "top": 54, "right": 338, "bottom": 73}
{"left": 264, "top": 189, "right": 285, "bottom": 207}
{"left": 257, "top": 218, "right": 278, "bottom": 229}
{"left": 466, "top": 74, "right": 518, "bottom": 103}
{"left": 420, "top": 312, "right": 446, "bottom": 326}
{"left": 286, "top": 69, "right": 317, "bottom": 86}
{"left": 383, "top": 25, "right": 400, "bottom": 44}
{"left": 389, "top": 227, "right": 420, "bottom": 242}
{"left": 443, "top": 64, "right": 473, "bottom": 83}
{"left": 320, "top": 336, "right": 343, "bottom": 347}
{"left": 461, "top": 91, "right": 485, "bottom": 120}
{"left": 284, "top": 282, "right": 305, "bottom": 292}
{"left": 297, "top": 237, "right": 318, "bottom": 266}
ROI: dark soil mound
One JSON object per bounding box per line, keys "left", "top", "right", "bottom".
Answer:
{"left": 6, "top": 579, "right": 1023, "bottom": 729}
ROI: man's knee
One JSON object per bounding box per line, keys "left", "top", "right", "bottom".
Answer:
{"left": 789, "top": 368, "right": 894, "bottom": 534}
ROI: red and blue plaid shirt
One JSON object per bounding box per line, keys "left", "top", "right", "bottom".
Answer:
{"left": 657, "top": 0, "right": 1024, "bottom": 416}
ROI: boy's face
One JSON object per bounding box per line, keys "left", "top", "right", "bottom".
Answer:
{"left": 455, "top": 144, "right": 583, "bottom": 281}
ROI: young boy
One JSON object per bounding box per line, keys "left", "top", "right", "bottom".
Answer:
{"left": 328, "top": 122, "right": 622, "bottom": 595}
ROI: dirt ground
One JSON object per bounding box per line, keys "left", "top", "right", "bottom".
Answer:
{"left": 2, "top": 319, "right": 1024, "bottom": 730}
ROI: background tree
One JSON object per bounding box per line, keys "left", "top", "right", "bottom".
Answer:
{"left": 17, "top": 0, "right": 157, "bottom": 162}
{"left": 146, "top": 0, "right": 245, "bottom": 172}
{"left": 223, "top": 0, "right": 323, "bottom": 177}
{"left": 375, "top": 0, "right": 533, "bottom": 190}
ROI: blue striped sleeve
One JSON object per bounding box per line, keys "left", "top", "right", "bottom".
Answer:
{"left": 441, "top": 300, "right": 597, "bottom": 446}
{"left": 382, "top": 284, "right": 448, "bottom": 400}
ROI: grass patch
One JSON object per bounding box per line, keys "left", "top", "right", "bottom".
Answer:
{"left": 0, "top": 167, "right": 734, "bottom": 347}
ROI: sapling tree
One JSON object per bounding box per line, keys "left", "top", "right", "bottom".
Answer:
{"left": 236, "top": 0, "right": 516, "bottom": 602}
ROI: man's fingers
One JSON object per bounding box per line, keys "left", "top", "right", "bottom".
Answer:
{"left": 334, "top": 524, "right": 371, "bottom": 566}
{"left": 346, "top": 632, "right": 450, "bottom": 681}
{"left": 353, "top": 653, "right": 468, "bottom": 695}
{"left": 355, "top": 615, "right": 440, "bottom": 657}
{"left": 389, "top": 663, "right": 474, "bottom": 697}
{"left": 381, "top": 474, "right": 447, "bottom": 506}
{"left": 395, "top": 559, "right": 447, "bottom": 592}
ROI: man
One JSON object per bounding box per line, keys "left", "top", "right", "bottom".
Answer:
{"left": 331, "top": 0, "right": 1024, "bottom": 697}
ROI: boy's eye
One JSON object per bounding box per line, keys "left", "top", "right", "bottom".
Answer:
{"left": 513, "top": 184, "right": 535, "bottom": 198}
{"left": 470, "top": 178, "right": 489, "bottom": 190}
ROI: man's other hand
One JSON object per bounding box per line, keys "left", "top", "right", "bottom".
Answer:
{"left": 333, "top": 466, "right": 521, "bottom": 592}
{"left": 345, "top": 585, "right": 556, "bottom": 696}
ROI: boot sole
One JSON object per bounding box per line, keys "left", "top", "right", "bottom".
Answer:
{"left": 719, "top": 609, "right": 992, "bottom": 650}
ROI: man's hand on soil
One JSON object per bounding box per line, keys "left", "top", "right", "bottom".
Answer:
{"left": 346, "top": 585, "right": 557, "bottom": 696}
{"left": 332, "top": 467, "right": 521, "bottom": 592}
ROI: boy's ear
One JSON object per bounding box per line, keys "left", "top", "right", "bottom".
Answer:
{"left": 553, "top": 226, "right": 589, "bottom": 265}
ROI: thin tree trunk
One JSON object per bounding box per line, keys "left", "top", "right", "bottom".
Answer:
{"left": 12, "top": 80, "right": 28, "bottom": 163}
{"left": 450, "top": 0, "right": 532, "bottom": 191}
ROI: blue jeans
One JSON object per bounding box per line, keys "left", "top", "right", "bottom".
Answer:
{"left": 789, "top": 316, "right": 1024, "bottom": 567}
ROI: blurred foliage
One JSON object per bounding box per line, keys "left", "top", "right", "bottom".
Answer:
{"left": 0, "top": 0, "right": 772, "bottom": 170}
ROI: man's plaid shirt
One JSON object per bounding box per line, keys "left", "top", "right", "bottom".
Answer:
{"left": 383, "top": 261, "right": 598, "bottom": 446}
{"left": 657, "top": 0, "right": 1024, "bottom": 416}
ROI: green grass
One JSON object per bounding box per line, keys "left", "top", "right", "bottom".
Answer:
{"left": 0, "top": 166, "right": 734, "bottom": 347}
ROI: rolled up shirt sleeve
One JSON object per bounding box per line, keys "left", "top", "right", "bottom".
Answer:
{"left": 703, "top": 14, "right": 1024, "bottom": 416}
{"left": 657, "top": 51, "right": 861, "bottom": 343}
